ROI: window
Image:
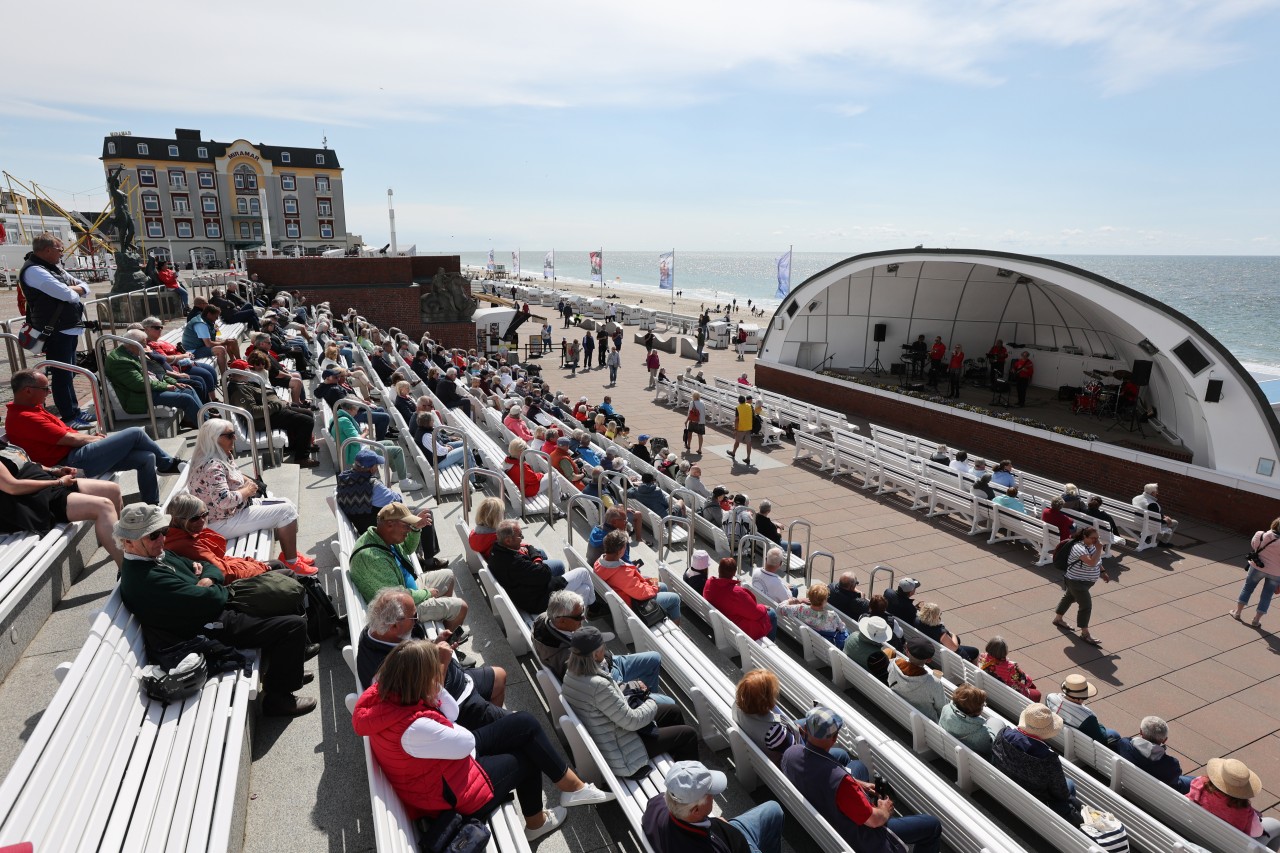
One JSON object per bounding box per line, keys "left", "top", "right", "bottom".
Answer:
{"left": 316, "top": 153, "right": 325, "bottom": 165}
{"left": 280, "top": 174, "right": 295, "bottom": 191}
{"left": 176, "top": 220, "right": 194, "bottom": 239}
{"left": 197, "top": 146, "right": 208, "bottom": 159}
{"left": 107, "top": 141, "right": 116, "bottom": 155}
{"left": 205, "top": 219, "right": 221, "bottom": 239}
{"left": 146, "top": 218, "right": 164, "bottom": 238}
{"left": 138, "top": 168, "right": 156, "bottom": 186}
{"left": 317, "top": 200, "right": 332, "bottom": 216}
{"left": 141, "top": 193, "right": 160, "bottom": 212}
{"left": 315, "top": 175, "right": 330, "bottom": 193}
{"left": 201, "top": 195, "right": 218, "bottom": 213}
{"left": 252, "top": 222, "right": 263, "bottom": 239}
{"left": 168, "top": 169, "right": 186, "bottom": 189}
{"left": 281, "top": 152, "right": 291, "bottom": 164}
{"left": 236, "top": 198, "right": 248, "bottom": 215}
{"left": 283, "top": 197, "right": 298, "bottom": 215}
{"left": 320, "top": 222, "right": 334, "bottom": 239}
{"left": 197, "top": 171, "right": 214, "bottom": 189}
{"left": 233, "top": 166, "right": 256, "bottom": 191}
{"left": 239, "top": 222, "right": 251, "bottom": 238}
{"left": 168, "top": 145, "right": 179, "bottom": 157}
{"left": 137, "top": 143, "right": 149, "bottom": 155}
{"left": 285, "top": 220, "right": 300, "bottom": 239}
{"left": 172, "top": 194, "right": 190, "bottom": 213}
{"left": 234, "top": 172, "right": 244, "bottom": 189}
{"left": 248, "top": 197, "right": 261, "bottom": 215}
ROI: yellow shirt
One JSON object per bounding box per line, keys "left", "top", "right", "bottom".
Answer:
{"left": 736, "top": 402, "right": 753, "bottom": 432}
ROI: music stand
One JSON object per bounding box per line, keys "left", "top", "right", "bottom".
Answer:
{"left": 990, "top": 377, "right": 1010, "bottom": 407}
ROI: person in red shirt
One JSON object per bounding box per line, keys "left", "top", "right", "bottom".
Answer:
{"left": 987, "top": 339, "right": 1009, "bottom": 383}
{"left": 155, "top": 260, "right": 190, "bottom": 313}
{"left": 702, "top": 557, "right": 775, "bottom": 640}
{"left": 1009, "top": 351, "right": 1035, "bottom": 407}
{"left": 928, "top": 337, "right": 946, "bottom": 388}
{"left": 5, "top": 369, "right": 183, "bottom": 505}
{"left": 1041, "top": 498, "right": 1076, "bottom": 542}
{"left": 946, "top": 344, "right": 965, "bottom": 398}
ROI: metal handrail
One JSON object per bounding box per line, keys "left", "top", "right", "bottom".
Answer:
{"left": 659, "top": 515, "right": 694, "bottom": 566}
{"left": 0, "top": 331, "right": 27, "bottom": 374}
{"left": 34, "top": 360, "right": 104, "bottom": 433}
{"left": 785, "top": 519, "right": 814, "bottom": 578}
{"left": 429, "top": 425, "right": 471, "bottom": 499}
{"left": 462, "top": 469, "right": 506, "bottom": 518}
{"left": 806, "top": 550, "right": 837, "bottom": 590}
{"left": 565, "top": 494, "right": 605, "bottom": 546}
{"left": 735, "top": 533, "right": 774, "bottom": 573}
{"left": 339, "top": 435, "right": 392, "bottom": 475}
{"left": 596, "top": 468, "right": 630, "bottom": 509}
{"left": 518, "top": 448, "right": 557, "bottom": 521}
{"left": 94, "top": 334, "right": 163, "bottom": 437}
{"left": 197, "top": 402, "right": 263, "bottom": 481}
{"left": 223, "top": 368, "right": 281, "bottom": 467}
{"left": 868, "top": 564, "right": 896, "bottom": 598}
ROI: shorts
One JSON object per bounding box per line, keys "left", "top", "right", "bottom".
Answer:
{"left": 417, "top": 595, "right": 465, "bottom": 623}
{"left": 209, "top": 499, "right": 299, "bottom": 540}
{"left": 735, "top": 430, "right": 753, "bottom": 440}
{"left": 419, "top": 567, "right": 456, "bottom": 594}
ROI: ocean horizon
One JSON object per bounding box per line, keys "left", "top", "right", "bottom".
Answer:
{"left": 461, "top": 251, "right": 1280, "bottom": 371}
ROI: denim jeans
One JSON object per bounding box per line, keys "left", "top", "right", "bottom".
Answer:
{"left": 1238, "top": 566, "right": 1279, "bottom": 615}
{"left": 43, "top": 331, "right": 82, "bottom": 422}
{"left": 155, "top": 387, "right": 202, "bottom": 424}
{"left": 654, "top": 583, "right": 681, "bottom": 622}
{"left": 65, "top": 427, "right": 174, "bottom": 504}
{"left": 766, "top": 608, "right": 779, "bottom": 640}
{"left": 543, "top": 558, "right": 567, "bottom": 577}
{"left": 437, "top": 444, "right": 467, "bottom": 470}
{"left": 611, "top": 650, "right": 676, "bottom": 706}
{"left": 609, "top": 364, "right": 618, "bottom": 384}
{"left": 728, "top": 801, "right": 785, "bottom": 853}
{"left": 779, "top": 540, "right": 803, "bottom": 557}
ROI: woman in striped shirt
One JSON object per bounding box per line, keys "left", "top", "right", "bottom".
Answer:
{"left": 1051, "top": 527, "right": 1109, "bottom": 646}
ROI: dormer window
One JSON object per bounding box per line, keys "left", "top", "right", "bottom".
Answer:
{"left": 281, "top": 152, "right": 291, "bottom": 164}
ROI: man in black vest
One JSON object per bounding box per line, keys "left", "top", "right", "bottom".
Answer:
{"left": 19, "top": 233, "right": 94, "bottom": 427}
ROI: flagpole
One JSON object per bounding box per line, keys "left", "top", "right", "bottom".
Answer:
{"left": 669, "top": 247, "right": 676, "bottom": 324}
{"left": 599, "top": 246, "right": 603, "bottom": 292}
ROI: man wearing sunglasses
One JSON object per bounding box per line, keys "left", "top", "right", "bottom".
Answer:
{"left": 116, "top": 503, "right": 317, "bottom": 717}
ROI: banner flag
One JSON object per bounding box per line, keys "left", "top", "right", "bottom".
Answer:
{"left": 487, "top": 248, "right": 495, "bottom": 273}
{"left": 589, "top": 250, "right": 602, "bottom": 284}
{"left": 659, "top": 251, "right": 674, "bottom": 290}
{"left": 775, "top": 247, "right": 793, "bottom": 299}
{"left": 512, "top": 250, "right": 521, "bottom": 278}
{"left": 543, "top": 250, "right": 554, "bottom": 279}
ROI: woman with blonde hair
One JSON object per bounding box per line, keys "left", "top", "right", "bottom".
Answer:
{"left": 186, "top": 418, "right": 314, "bottom": 572}
{"left": 503, "top": 438, "right": 546, "bottom": 498}
{"left": 468, "top": 495, "right": 506, "bottom": 560}
{"left": 917, "top": 602, "right": 979, "bottom": 661}
{"left": 352, "top": 641, "right": 612, "bottom": 840}
{"left": 779, "top": 582, "right": 849, "bottom": 647}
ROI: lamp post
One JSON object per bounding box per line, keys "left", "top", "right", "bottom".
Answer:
{"left": 258, "top": 188, "right": 273, "bottom": 258}
{"left": 388, "top": 188, "right": 397, "bottom": 255}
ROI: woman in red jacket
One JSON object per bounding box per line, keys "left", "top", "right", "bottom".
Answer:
{"left": 702, "top": 557, "right": 776, "bottom": 640}
{"left": 351, "top": 641, "right": 612, "bottom": 840}
{"left": 503, "top": 438, "right": 547, "bottom": 498}
{"left": 155, "top": 260, "right": 190, "bottom": 313}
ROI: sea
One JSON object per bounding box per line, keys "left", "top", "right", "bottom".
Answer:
{"left": 461, "top": 251, "right": 1280, "bottom": 382}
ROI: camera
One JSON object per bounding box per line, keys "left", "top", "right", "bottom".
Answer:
{"left": 874, "top": 774, "right": 893, "bottom": 802}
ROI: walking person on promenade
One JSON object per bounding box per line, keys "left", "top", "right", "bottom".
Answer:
{"left": 606, "top": 346, "right": 621, "bottom": 386}
{"left": 1051, "top": 526, "right": 1108, "bottom": 646}
{"left": 581, "top": 330, "right": 595, "bottom": 370}
{"left": 730, "top": 395, "right": 753, "bottom": 466}
{"left": 1229, "top": 517, "right": 1280, "bottom": 628}
{"left": 644, "top": 349, "right": 660, "bottom": 389}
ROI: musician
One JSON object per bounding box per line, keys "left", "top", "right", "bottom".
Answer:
{"left": 987, "top": 340, "right": 1009, "bottom": 383}
{"left": 1009, "top": 351, "right": 1034, "bottom": 407}
{"left": 947, "top": 344, "right": 965, "bottom": 398}
{"left": 908, "top": 335, "right": 927, "bottom": 377}
{"left": 928, "top": 336, "right": 946, "bottom": 387}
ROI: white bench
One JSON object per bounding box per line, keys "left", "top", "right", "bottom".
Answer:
{"left": 987, "top": 504, "right": 1060, "bottom": 565}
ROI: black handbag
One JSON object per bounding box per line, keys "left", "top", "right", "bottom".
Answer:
{"left": 632, "top": 596, "right": 668, "bottom": 627}
{"left": 416, "top": 811, "right": 491, "bottom": 853}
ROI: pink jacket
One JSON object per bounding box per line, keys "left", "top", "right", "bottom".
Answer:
{"left": 1249, "top": 529, "right": 1280, "bottom": 577}
{"left": 1188, "top": 776, "right": 1262, "bottom": 837}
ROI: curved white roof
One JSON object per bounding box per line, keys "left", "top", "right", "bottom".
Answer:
{"left": 759, "top": 249, "right": 1280, "bottom": 479}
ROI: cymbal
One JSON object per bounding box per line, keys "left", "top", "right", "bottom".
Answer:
{"left": 1084, "top": 370, "right": 1110, "bottom": 379}
{"left": 1112, "top": 369, "right": 1132, "bottom": 380}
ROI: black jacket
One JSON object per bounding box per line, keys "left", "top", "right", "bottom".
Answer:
{"left": 487, "top": 543, "right": 565, "bottom": 614}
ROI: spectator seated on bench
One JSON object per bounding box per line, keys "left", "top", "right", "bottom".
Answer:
{"left": 233, "top": 354, "right": 318, "bottom": 467}
{"left": 549, "top": 437, "right": 586, "bottom": 491}
{"left": 5, "top": 368, "right": 184, "bottom": 506}
{"left": 992, "top": 704, "right": 1081, "bottom": 824}
{"left": 562, "top": 626, "right": 699, "bottom": 781}
{"left": 116, "top": 503, "right": 316, "bottom": 717}
{"left": 733, "top": 668, "right": 850, "bottom": 768}
{"left": 357, "top": 589, "right": 505, "bottom": 717}
{"left": 248, "top": 332, "right": 308, "bottom": 406}
{"left": 887, "top": 639, "right": 947, "bottom": 722}
{"left": 533, "top": 589, "right": 670, "bottom": 701}
{"left": 488, "top": 518, "right": 594, "bottom": 613}
{"left": 467, "top": 496, "right": 503, "bottom": 561}
{"left": 1133, "top": 483, "right": 1178, "bottom": 544}
{"left": 704, "top": 557, "right": 775, "bottom": 641}
{"left": 418, "top": 412, "right": 467, "bottom": 471}
{"left": 182, "top": 302, "right": 237, "bottom": 369}
{"left": 316, "top": 369, "right": 390, "bottom": 438}
{"left": 938, "top": 683, "right": 996, "bottom": 758}
{"left": 1045, "top": 673, "right": 1121, "bottom": 746}
{"left": 843, "top": 615, "right": 894, "bottom": 683}
{"left": 977, "top": 635, "right": 1041, "bottom": 702}
{"left": 334, "top": 400, "right": 419, "bottom": 491}
{"left": 586, "top": 505, "right": 640, "bottom": 566}
{"left": 141, "top": 315, "right": 220, "bottom": 402}
{"left": 1113, "top": 716, "right": 1195, "bottom": 795}
{"left": 595, "top": 529, "right": 682, "bottom": 624}
{"left": 164, "top": 492, "right": 285, "bottom": 581}
{"left": 105, "top": 330, "right": 202, "bottom": 429}
{"left": 751, "top": 548, "right": 798, "bottom": 602}
{"left": 782, "top": 706, "right": 943, "bottom": 853}
{"left": 827, "top": 572, "right": 869, "bottom": 620}
{"left": 683, "top": 549, "right": 711, "bottom": 596}
{"left": 351, "top": 640, "right": 614, "bottom": 841}
{"left": 187, "top": 418, "right": 315, "bottom": 574}
{"left": 350, "top": 502, "right": 466, "bottom": 631}
{"left": 778, "top": 582, "right": 848, "bottom": 648}
{"left": 0, "top": 444, "right": 123, "bottom": 565}
{"left": 643, "top": 760, "right": 785, "bottom": 853}
{"left": 1188, "top": 758, "right": 1280, "bottom": 848}
{"left": 754, "top": 500, "right": 802, "bottom": 557}
{"left": 337, "top": 448, "right": 446, "bottom": 568}
{"left": 916, "top": 601, "right": 979, "bottom": 662}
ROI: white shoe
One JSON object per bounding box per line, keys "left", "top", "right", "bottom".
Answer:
{"left": 399, "top": 478, "right": 423, "bottom": 492}
{"left": 560, "top": 782, "right": 614, "bottom": 808}
{"left": 525, "top": 807, "right": 566, "bottom": 841}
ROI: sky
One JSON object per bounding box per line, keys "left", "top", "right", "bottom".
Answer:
{"left": 3, "top": 0, "right": 1279, "bottom": 255}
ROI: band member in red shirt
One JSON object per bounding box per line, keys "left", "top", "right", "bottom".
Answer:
{"left": 1009, "top": 352, "right": 1035, "bottom": 407}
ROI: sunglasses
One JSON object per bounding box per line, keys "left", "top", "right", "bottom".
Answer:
{"left": 564, "top": 611, "right": 586, "bottom": 621}
{"left": 145, "top": 529, "right": 166, "bottom": 541}
{"left": 219, "top": 432, "right": 235, "bottom": 439}
{"left": 192, "top": 511, "right": 210, "bottom": 521}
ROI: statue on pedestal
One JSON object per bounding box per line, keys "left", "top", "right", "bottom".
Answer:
{"left": 107, "top": 167, "right": 149, "bottom": 294}
{"left": 420, "top": 267, "right": 478, "bottom": 324}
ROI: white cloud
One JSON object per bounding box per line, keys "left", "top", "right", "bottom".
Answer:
{"left": 0, "top": 99, "right": 104, "bottom": 123}
{"left": 5, "top": 1, "right": 1275, "bottom": 123}
{"left": 829, "top": 104, "right": 870, "bottom": 117}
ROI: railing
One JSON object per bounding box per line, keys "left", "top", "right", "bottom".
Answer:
{"left": 461, "top": 469, "right": 506, "bottom": 518}
{"left": 659, "top": 515, "right": 694, "bottom": 565}
{"left": 0, "top": 328, "right": 27, "bottom": 375}
{"left": 339, "top": 436, "right": 392, "bottom": 474}
{"left": 785, "top": 519, "right": 814, "bottom": 577}
{"left": 197, "top": 402, "right": 263, "bottom": 481}
{"left": 735, "top": 533, "right": 775, "bottom": 573}
{"left": 93, "top": 335, "right": 163, "bottom": 437}
{"left": 867, "top": 564, "right": 896, "bottom": 597}
{"left": 806, "top": 550, "right": 837, "bottom": 589}
{"left": 34, "top": 360, "right": 104, "bottom": 433}
{"left": 517, "top": 448, "right": 555, "bottom": 521}
{"left": 429, "top": 425, "right": 470, "bottom": 499}
{"left": 222, "top": 369, "right": 280, "bottom": 467}
{"left": 566, "top": 494, "right": 605, "bottom": 546}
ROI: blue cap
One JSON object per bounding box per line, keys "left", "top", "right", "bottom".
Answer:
{"left": 354, "top": 448, "right": 385, "bottom": 468}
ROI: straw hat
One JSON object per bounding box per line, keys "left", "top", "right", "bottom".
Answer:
{"left": 1060, "top": 673, "right": 1098, "bottom": 700}
{"left": 1207, "top": 758, "right": 1261, "bottom": 800}
{"left": 1018, "top": 704, "right": 1064, "bottom": 740}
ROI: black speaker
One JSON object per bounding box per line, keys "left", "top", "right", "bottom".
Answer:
{"left": 1130, "top": 359, "right": 1153, "bottom": 387}
{"left": 1205, "top": 379, "right": 1223, "bottom": 403}
{"left": 873, "top": 323, "right": 887, "bottom": 343}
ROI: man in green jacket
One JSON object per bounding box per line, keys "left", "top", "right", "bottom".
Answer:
{"left": 104, "top": 333, "right": 201, "bottom": 428}
{"left": 116, "top": 503, "right": 316, "bottom": 717}
{"left": 349, "top": 502, "right": 467, "bottom": 631}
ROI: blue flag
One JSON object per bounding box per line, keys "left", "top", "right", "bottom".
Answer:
{"left": 775, "top": 247, "right": 792, "bottom": 299}
{"left": 659, "top": 251, "right": 674, "bottom": 290}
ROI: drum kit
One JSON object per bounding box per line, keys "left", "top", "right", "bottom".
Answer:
{"left": 1072, "top": 368, "right": 1129, "bottom": 418}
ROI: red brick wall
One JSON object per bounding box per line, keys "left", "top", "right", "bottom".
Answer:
{"left": 245, "top": 256, "right": 474, "bottom": 343}
{"left": 757, "top": 363, "right": 1280, "bottom": 536}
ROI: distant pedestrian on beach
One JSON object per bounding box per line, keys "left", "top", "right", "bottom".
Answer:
{"left": 736, "top": 326, "right": 747, "bottom": 361}
{"left": 612, "top": 328, "right": 623, "bottom": 352}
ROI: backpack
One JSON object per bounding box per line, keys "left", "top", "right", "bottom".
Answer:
{"left": 687, "top": 405, "right": 701, "bottom": 424}
{"left": 1053, "top": 539, "right": 1076, "bottom": 572}
{"left": 298, "top": 574, "right": 345, "bottom": 643}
